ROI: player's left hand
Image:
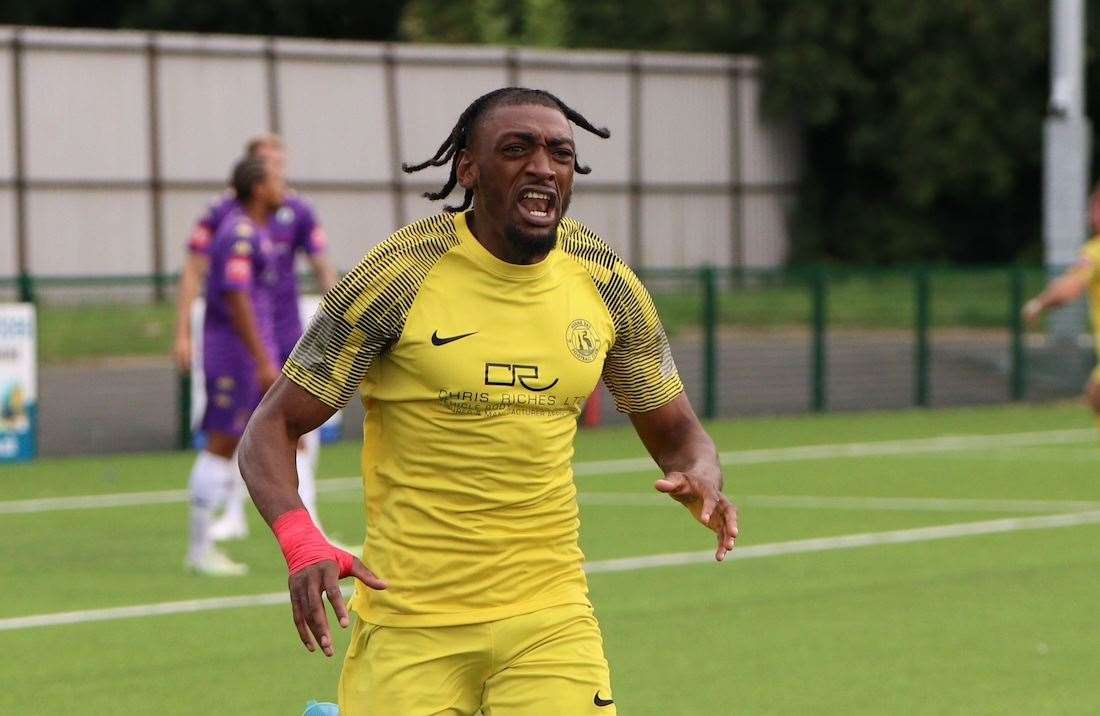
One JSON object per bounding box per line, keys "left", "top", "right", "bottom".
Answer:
{"left": 654, "top": 471, "right": 739, "bottom": 561}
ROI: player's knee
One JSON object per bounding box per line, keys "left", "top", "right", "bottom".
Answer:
{"left": 193, "top": 474, "right": 230, "bottom": 509}
{"left": 189, "top": 452, "right": 233, "bottom": 508}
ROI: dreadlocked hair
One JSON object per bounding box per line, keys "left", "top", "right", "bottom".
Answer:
{"left": 401, "top": 87, "right": 611, "bottom": 212}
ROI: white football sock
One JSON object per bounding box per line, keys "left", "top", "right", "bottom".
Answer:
{"left": 302, "top": 428, "right": 321, "bottom": 475}
{"left": 218, "top": 452, "right": 248, "bottom": 526}
{"left": 187, "top": 451, "right": 233, "bottom": 562}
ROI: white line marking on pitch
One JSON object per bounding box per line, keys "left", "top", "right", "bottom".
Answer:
{"left": 3, "top": 509, "right": 1100, "bottom": 632}
{"left": 575, "top": 493, "right": 1100, "bottom": 513}
{"left": 10, "top": 486, "right": 1093, "bottom": 517}
{"left": 1, "top": 428, "right": 1094, "bottom": 516}
{"left": 574, "top": 428, "right": 1097, "bottom": 475}
{"left": 319, "top": 490, "right": 1100, "bottom": 514}
{"left": 583, "top": 508, "right": 1100, "bottom": 573}
{"left": 0, "top": 489, "right": 191, "bottom": 514}
{"left": 323, "top": 490, "right": 1100, "bottom": 515}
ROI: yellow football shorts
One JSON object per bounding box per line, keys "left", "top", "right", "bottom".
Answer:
{"left": 338, "top": 602, "right": 616, "bottom": 715}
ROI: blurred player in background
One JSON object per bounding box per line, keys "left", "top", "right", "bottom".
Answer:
{"left": 238, "top": 88, "right": 739, "bottom": 713}
{"left": 173, "top": 134, "right": 338, "bottom": 542}
{"left": 1024, "top": 182, "right": 1100, "bottom": 424}
{"left": 185, "top": 156, "right": 282, "bottom": 576}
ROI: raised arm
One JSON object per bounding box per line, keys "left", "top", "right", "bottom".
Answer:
{"left": 630, "top": 393, "right": 738, "bottom": 561}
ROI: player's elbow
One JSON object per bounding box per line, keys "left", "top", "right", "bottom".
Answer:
{"left": 239, "top": 396, "right": 288, "bottom": 464}
{"left": 250, "top": 379, "right": 319, "bottom": 445}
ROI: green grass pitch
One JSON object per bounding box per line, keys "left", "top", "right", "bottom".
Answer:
{"left": 2, "top": 402, "right": 1100, "bottom": 714}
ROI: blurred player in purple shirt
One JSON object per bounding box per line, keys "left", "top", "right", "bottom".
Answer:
{"left": 173, "top": 135, "right": 337, "bottom": 550}
{"left": 185, "top": 156, "right": 284, "bottom": 576}
{"left": 175, "top": 135, "right": 337, "bottom": 367}
{"left": 184, "top": 180, "right": 334, "bottom": 363}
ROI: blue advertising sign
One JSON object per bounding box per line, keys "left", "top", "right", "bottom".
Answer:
{"left": 0, "top": 304, "right": 37, "bottom": 462}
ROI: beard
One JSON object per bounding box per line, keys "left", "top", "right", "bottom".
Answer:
{"left": 503, "top": 193, "right": 570, "bottom": 262}
{"left": 504, "top": 221, "right": 559, "bottom": 262}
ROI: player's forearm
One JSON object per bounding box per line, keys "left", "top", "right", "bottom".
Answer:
{"left": 630, "top": 394, "right": 722, "bottom": 486}
{"left": 1033, "top": 274, "right": 1088, "bottom": 313}
{"left": 238, "top": 393, "right": 304, "bottom": 524}
{"left": 653, "top": 420, "right": 721, "bottom": 484}
{"left": 175, "top": 255, "right": 208, "bottom": 336}
{"left": 1031, "top": 290, "right": 1062, "bottom": 313}
{"left": 226, "top": 291, "right": 275, "bottom": 368}
{"left": 1043, "top": 281, "right": 1080, "bottom": 308}
{"left": 311, "top": 256, "right": 338, "bottom": 293}
{"left": 239, "top": 378, "right": 334, "bottom": 525}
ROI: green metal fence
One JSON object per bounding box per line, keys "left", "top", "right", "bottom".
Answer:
{"left": 638, "top": 264, "right": 1075, "bottom": 421}
{"left": 3, "top": 265, "right": 1090, "bottom": 456}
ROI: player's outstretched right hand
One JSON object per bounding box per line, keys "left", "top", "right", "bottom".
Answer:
{"left": 289, "top": 555, "right": 387, "bottom": 658}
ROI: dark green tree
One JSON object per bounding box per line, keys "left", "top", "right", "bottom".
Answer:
{"left": 0, "top": 0, "right": 407, "bottom": 41}
{"left": 557, "top": 0, "right": 1051, "bottom": 264}
{"left": 759, "top": 1, "right": 1049, "bottom": 263}
{"left": 399, "top": 0, "right": 567, "bottom": 47}
{"left": 401, "top": 1, "right": 1063, "bottom": 264}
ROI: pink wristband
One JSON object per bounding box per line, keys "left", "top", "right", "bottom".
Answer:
{"left": 272, "top": 508, "right": 354, "bottom": 576}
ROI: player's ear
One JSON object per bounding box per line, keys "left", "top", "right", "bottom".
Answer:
{"left": 456, "top": 149, "right": 477, "bottom": 190}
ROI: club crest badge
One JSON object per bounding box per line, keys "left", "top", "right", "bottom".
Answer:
{"left": 566, "top": 319, "right": 600, "bottom": 363}
{"left": 276, "top": 206, "right": 295, "bottom": 225}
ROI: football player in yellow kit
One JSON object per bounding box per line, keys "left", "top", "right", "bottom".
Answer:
{"left": 1024, "top": 184, "right": 1100, "bottom": 419}
{"left": 239, "top": 87, "right": 739, "bottom": 715}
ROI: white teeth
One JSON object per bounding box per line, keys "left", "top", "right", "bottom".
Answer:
{"left": 520, "top": 189, "right": 552, "bottom": 219}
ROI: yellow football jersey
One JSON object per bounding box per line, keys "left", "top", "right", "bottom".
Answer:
{"left": 284, "top": 211, "right": 683, "bottom": 627}
{"left": 1071, "top": 236, "right": 1100, "bottom": 356}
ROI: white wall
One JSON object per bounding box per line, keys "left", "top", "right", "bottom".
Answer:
{"left": 0, "top": 26, "right": 800, "bottom": 281}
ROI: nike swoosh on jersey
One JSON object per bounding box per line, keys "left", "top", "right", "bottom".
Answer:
{"left": 594, "top": 692, "right": 615, "bottom": 707}
{"left": 430, "top": 330, "right": 478, "bottom": 346}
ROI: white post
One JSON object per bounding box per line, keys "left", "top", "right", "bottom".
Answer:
{"left": 1043, "top": 0, "right": 1090, "bottom": 348}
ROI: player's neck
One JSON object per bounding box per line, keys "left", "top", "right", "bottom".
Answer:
{"left": 242, "top": 200, "right": 271, "bottom": 226}
{"left": 465, "top": 209, "right": 549, "bottom": 266}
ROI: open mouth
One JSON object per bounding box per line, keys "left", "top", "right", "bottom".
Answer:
{"left": 516, "top": 186, "right": 558, "bottom": 226}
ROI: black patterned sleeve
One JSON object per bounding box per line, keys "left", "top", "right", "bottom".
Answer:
{"left": 600, "top": 262, "right": 684, "bottom": 413}
{"left": 283, "top": 215, "right": 460, "bottom": 409}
